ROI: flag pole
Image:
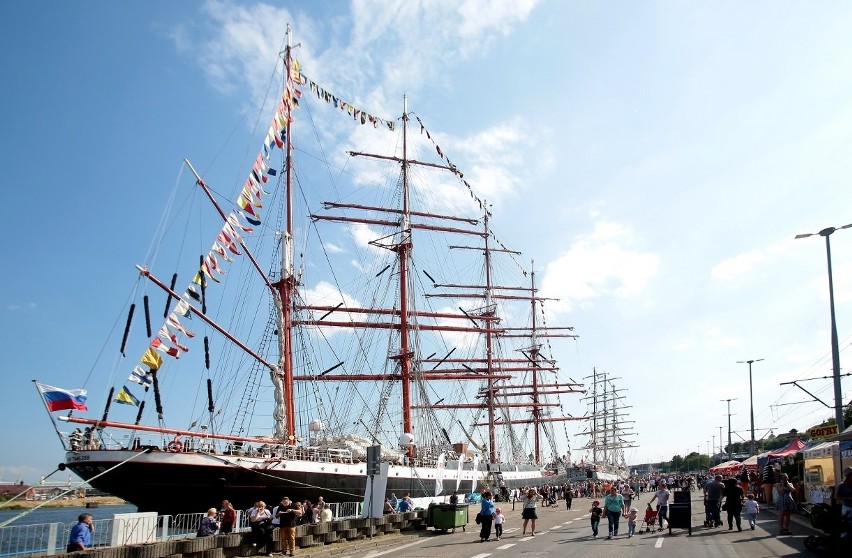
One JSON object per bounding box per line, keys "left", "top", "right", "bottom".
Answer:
{"left": 32, "top": 379, "right": 70, "bottom": 450}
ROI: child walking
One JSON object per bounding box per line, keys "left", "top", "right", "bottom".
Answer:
{"left": 627, "top": 506, "right": 638, "bottom": 538}
{"left": 494, "top": 507, "right": 504, "bottom": 541}
{"left": 743, "top": 493, "right": 760, "bottom": 530}
{"left": 590, "top": 500, "right": 603, "bottom": 539}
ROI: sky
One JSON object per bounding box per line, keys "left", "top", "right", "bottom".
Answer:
{"left": 2, "top": 0, "right": 852, "bottom": 485}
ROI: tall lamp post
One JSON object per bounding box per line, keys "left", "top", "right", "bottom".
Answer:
{"left": 737, "top": 358, "right": 764, "bottom": 456}
{"left": 718, "top": 426, "right": 723, "bottom": 460}
{"left": 712, "top": 434, "right": 715, "bottom": 464}
{"left": 721, "top": 399, "right": 737, "bottom": 460}
{"left": 795, "top": 224, "right": 852, "bottom": 431}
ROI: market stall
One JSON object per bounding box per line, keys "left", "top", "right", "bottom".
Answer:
{"left": 709, "top": 460, "right": 742, "bottom": 476}
{"left": 802, "top": 441, "right": 841, "bottom": 504}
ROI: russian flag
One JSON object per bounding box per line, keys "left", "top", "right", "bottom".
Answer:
{"left": 37, "top": 383, "right": 88, "bottom": 412}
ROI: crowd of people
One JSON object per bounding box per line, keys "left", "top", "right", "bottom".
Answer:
{"left": 383, "top": 492, "right": 413, "bottom": 513}
{"left": 67, "top": 466, "right": 850, "bottom": 554}
{"left": 470, "top": 466, "right": 852, "bottom": 542}
{"left": 188, "top": 496, "right": 336, "bottom": 555}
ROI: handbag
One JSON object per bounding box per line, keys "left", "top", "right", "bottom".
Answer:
{"left": 475, "top": 512, "right": 482, "bottom": 524}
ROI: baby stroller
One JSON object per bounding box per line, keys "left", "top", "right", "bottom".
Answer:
{"left": 641, "top": 507, "right": 659, "bottom": 533}
{"left": 803, "top": 503, "right": 851, "bottom": 551}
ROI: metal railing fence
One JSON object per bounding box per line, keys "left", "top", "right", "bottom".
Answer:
{"left": 0, "top": 503, "right": 361, "bottom": 557}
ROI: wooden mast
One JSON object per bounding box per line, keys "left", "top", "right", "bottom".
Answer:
{"left": 271, "top": 25, "right": 297, "bottom": 445}
{"left": 398, "top": 99, "right": 413, "bottom": 453}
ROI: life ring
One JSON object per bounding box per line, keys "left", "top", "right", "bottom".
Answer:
{"left": 167, "top": 439, "right": 183, "bottom": 452}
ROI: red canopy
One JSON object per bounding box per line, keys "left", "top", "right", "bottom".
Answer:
{"left": 768, "top": 437, "right": 806, "bottom": 458}
{"left": 709, "top": 460, "right": 742, "bottom": 475}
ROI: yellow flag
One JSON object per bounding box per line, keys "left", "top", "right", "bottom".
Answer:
{"left": 114, "top": 386, "right": 140, "bottom": 406}
{"left": 141, "top": 348, "right": 162, "bottom": 371}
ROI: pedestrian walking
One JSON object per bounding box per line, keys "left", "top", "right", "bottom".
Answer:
{"left": 704, "top": 475, "right": 724, "bottom": 528}
{"left": 521, "top": 488, "right": 540, "bottom": 536}
{"left": 648, "top": 481, "right": 671, "bottom": 530}
{"left": 723, "top": 478, "right": 744, "bottom": 531}
{"left": 743, "top": 493, "right": 760, "bottom": 530}
{"left": 604, "top": 487, "right": 624, "bottom": 539}
{"left": 589, "top": 500, "right": 603, "bottom": 539}
{"left": 478, "top": 490, "right": 496, "bottom": 542}
{"left": 774, "top": 473, "right": 795, "bottom": 535}
{"left": 627, "top": 506, "right": 638, "bottom": 538}
{"left": 494, "top": 507, "right": 505, "bottom": 541}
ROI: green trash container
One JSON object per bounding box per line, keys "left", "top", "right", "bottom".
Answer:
{"left": 428, "top": 502, "right": 469, "bottom": 532}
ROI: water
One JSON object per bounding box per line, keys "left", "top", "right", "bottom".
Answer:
{"left": 0, "top": 504, "right": 139, "bottom": 556}
{"left": 0, "top": 504, "right": 137, "bottom": 527}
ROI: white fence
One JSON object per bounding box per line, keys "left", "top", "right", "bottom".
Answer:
{"left": 0, "top": 502, "right": 361, "bottom": 557}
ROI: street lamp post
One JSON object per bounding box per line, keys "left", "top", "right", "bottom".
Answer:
{"left": 718, "top": 426, "right": 723, "bottom": 460}
{"left": 795, "top": 224, "right": 852, "bottom": 431}
{"left": 737, "top": 358, "right": 764, "bottom": 456}
{"left": 721, "top": 399, "right": 737, "bottom": 460}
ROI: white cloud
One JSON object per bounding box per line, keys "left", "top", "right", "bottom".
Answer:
{"left": 669, "top": 326, "right": 743, "bottom": 352}
{"left": 711, "top": 250, "right": 766, "bottom": 281}
{"left": 323, "top": 242, "right": 345, "bottom": 254}
{"left": 6, "top": 303, "right": 36, "bottom": 311}
{"left": 711, "top": 237, "right": 797, "bottom": 281}
{"left": 433, "top": 305, "right": 480, "bottom": 351}
{"left": 456, "top": 0, "right": 540, "bottom": 41}
{"left": 350, "top": 222, "right": 393, "bottom": 252}
{"left": 301, "top": 280, "right": 364, "bottom": 336}
{"left": 539, "top": 220, "right": 660, "bottom": 314}
{"left": 192, "top": 1, "right": 292, "bottom": 99}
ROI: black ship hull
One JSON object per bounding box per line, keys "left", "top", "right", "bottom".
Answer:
{"left": 66, "top": 449, "right": 566, "bottom": 516}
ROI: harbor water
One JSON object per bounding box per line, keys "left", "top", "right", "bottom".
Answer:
{"left": 0, "top": 504, "right": 137, "bottom": 556}
{"left": 0, "top": 504, "right": 137, "bottom": 526}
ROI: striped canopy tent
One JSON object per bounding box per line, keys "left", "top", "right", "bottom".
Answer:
{"left": 709, "top": 460, "right": 742, "bottom": 476}
{"left": 768, "top": 437, "right": 806, "bottom": 458}
{"left": 740, "top": 453, "right": 767, "bottom": 471}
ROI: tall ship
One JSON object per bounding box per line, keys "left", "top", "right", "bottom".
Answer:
{"left": 570, "top": 368, "right": 636, "bottom": 482}
{"left": 36, "top": 28, "right": 585, "bottom": 515}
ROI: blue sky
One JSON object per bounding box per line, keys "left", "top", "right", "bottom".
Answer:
{"left": 2, "top": 0, "right": 852, "bottom": 484}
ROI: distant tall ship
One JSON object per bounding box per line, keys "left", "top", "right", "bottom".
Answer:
{"left": 570, "top": 368, "right": 636, "bottom": 482}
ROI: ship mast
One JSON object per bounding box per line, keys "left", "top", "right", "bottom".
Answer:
{"left": 492, "top": 264, "right": 584, "bottom": 465}
{"left": 529, "top": 266, "right": 541, "bottom": 462}
{"left": 307, "top": 100, "right": 484, "bottom": 460}
{"left": 271, "top": 25, "right": 297, "bottom": 444}
{"left": 578, "top": 368, "right": 637, "bottom": 466}
{"left": 398, "top": 99, "right": 413, "bottom": 446}
{"left": 483, "top": 209, "right": 497, "bottom": 461}
{"left": 306, "top": 105, "right": 582, "bottom": 466}
{"left": 431, "top": 238, "right": 583, "bottom": 464}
